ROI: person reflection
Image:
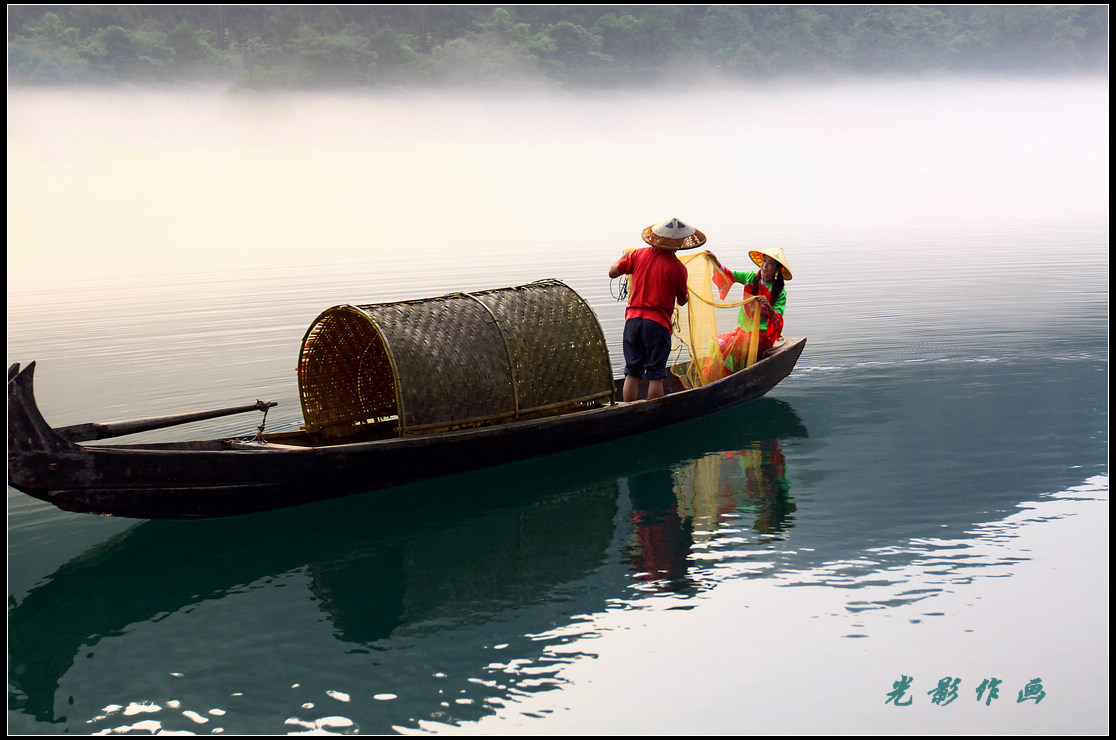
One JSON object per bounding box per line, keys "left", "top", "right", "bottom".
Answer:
{"left": 623, "top": 439, "right": 796, "bottom": 591}
{"left": 721, "top": 441, "right": 795, "bottom": 535}
{"left": 624, "top": 468, "right": 694, "bottom": 591}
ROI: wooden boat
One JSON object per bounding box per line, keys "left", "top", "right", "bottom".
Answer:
{"left": 7, "top": 280, "right": 805, "bottom": 519}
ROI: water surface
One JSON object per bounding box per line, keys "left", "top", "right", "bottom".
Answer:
{"left": 7, "top": 79, "right": 1108, "bottom": 734}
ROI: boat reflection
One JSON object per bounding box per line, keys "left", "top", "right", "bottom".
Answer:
{"left": 8, "top": 398, "right": 806, "bottom": 726}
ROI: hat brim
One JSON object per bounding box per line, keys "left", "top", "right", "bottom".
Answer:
{"left": 749, "top": 249, "right": 792, "bottom": 280}
{"left": 642, "top": 226, "right": 707, "bottom": 251}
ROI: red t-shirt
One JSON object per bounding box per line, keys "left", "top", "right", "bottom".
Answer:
{"left": 616, "top": 246, "right": 689, "bottom": 330}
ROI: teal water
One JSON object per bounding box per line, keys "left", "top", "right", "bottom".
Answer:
{"left": 7, "top": 80, "right": 1109, "bottom": 734}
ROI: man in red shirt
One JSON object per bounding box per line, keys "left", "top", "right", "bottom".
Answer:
{"left": 608, "top": 218, "right": 705, "bottom": 401}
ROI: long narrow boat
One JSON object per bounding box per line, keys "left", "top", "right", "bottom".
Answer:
{"left": 7, "top": 280, "right": 805, "bottom": 519}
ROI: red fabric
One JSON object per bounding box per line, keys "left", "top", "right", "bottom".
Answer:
{"left": 712, "top": 264, "right": 734, "bottom": 300}
{"left": 616, "top": 247, "right": 689, "bottom": 331}
{"left": 700, "top": 326, "right": 779, "bottom": 383}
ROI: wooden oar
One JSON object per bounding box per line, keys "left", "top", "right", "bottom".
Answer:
{"left": 55, "top": 400, "right": 278, "bottom": 443}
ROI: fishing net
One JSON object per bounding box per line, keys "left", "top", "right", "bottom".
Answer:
{"left": 669, "top": 251, "right": 769, "bottom": 389}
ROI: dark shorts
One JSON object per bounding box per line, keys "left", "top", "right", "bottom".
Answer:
{"left": 623, "top": 317, "right": 672, "bottom": 380}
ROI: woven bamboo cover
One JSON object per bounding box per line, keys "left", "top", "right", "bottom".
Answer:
{"left": 298, "top": 280, "right": 613, "bottom": 436}
{"left": 298, "top": 306, "right": 398, "bottom": 436}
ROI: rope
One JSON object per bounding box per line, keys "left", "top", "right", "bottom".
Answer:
{"left": 688, "top": 291, "right": 757, "bottom": 310}
{"left": 610, "top": 275, "right": 629, "bottom": 302}
{"left": 253, "top": 401, "right": 271, "bottom": 443}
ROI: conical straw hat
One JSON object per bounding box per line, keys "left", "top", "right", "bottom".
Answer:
{"left": 748, "top": 246, "right": 793, "bottom": 280}
{"left": 642, "top": 218, "right": 707, "bottom": 251}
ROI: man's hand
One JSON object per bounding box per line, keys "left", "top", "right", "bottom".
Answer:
{"left": 608, "top": 254, "right": 628, "bottom": 279}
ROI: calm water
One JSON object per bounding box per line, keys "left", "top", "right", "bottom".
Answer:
{"left": 7, "top": 79, "right": 1108, "bottom": 734}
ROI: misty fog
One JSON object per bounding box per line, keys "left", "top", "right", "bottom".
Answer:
{"left": 7, "top": 77, "right": 1108, "bottom": 294}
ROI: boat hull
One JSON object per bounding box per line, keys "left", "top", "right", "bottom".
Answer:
{"left": 8, "top": 338, "right": 806, "bottom": 518}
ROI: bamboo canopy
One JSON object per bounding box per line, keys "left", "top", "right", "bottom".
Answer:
{"left": 297, "top": 280, "right": 614, "bottom": 437}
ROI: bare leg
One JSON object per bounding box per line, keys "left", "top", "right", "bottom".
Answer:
{"left": 623, "top": 375, "right": 640, "bottom": 402}
{"left": 647, "top": 378, "right": 665, "bottom": 400}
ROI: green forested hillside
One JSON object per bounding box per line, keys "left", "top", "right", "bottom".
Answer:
{"left": 7, "top": 5, "right": 1109, "bottom": 90}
